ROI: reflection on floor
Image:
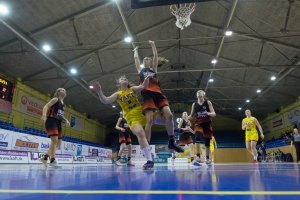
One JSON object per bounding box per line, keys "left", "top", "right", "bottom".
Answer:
{"left": 0, "top": 163, "right": 300, "bottom": 200}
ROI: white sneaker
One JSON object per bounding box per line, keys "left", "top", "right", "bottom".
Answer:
{"left": 206, "top": 159, "right": 212, "bottom": 165}
{"left": 192, "top": 160, "right": 201, "bottom": 166}
{"left": 48, "top": 160, "right": 58, "bottom": 167}
{"left": 115, "top": 160, "right": 122, "bottom": 166}
{"left": 39, "top": 158, "right": 48, "bottom": 167}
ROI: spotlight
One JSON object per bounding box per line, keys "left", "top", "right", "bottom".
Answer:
{"left": 70, "top": 68, "right": 77, "bottom": 75}
{"left": 225, "top": 30, "right": 233, "bottom": 36}
{"left": 124, "top": 36, "right": 132, "bottom": 43}
{"left": 256, "top": 89, "right": 261, "bottom": 93}
{"left": 211, "top": 59, "right": 218, "bottom": 64}
{"left": 42, "top": 44, "right": 51, "bottom": 52}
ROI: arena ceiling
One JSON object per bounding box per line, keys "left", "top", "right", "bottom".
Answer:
{"left": 0, "top": 0, "right": 300, "bottom": 126}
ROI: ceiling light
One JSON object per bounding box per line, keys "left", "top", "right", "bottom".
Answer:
{"left": 70, "top": 68, "right": 77, "bottom": 75}
{"left": 225, "top": 30, "right": 233, "bottom": 36}
{"left": 42, "top": 44, "right": 51, "bottom": 52}
{"left": 124, "top": 36, "right": 132, "bottom": 43}
{"left": 0, "top": 3, "right": 9, "bottom": 16}
{"left": 211, "top": 58, "right": 218, "bottom": 64}
{"left": 270, "top": 76, "right": 276, "bottom": 81}
{"left": 256, "top": 89, "right": 261, "bottom": 93}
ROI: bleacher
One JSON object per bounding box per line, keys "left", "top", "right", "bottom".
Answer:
{"left": 0, "top": 119, "right": 104, "bottom": 148}
{"left": 265, "top": 139, "right": 288, "bottom": 148}
{"left": 130, "top": 130, "right": 245, "bottom": 148}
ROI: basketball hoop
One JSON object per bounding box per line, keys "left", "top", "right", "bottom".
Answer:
{"left": 170, "top": 3, "right": 196, "bottom": 30}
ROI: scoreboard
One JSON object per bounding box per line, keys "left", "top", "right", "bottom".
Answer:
{"left": 0, "top": 77, "right": 14, "bottom": 102}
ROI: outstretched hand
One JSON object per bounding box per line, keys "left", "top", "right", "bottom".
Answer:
{"left": 145, "top": 73, "right": 155, "bottom": 79}
{"left": 133, "top": 46, "right": 139, "bottom": 52}
{"left": 90, "top": 81, "right": 102, "bottom": 93}
{"left": 149, "top": 40, "right": 155, "bottom": 45}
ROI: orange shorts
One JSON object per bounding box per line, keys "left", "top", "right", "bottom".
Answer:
{"left": 119, "top": 132, "right": 132, "bottom": 144}
{"left": 141, "top": 90, "right": 169, "bottom": 112}
{"left": 179, "top": 132, "right": 194, "bottom": 146}
{"left": 194, "top": 123, "right": 213, "bottom": 140}
{"left": 45, "top": 117, "right": 62, "bottom": 139}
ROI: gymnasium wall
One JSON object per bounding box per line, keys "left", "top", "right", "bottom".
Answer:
{"left": 261, "top": 98, "right": 300, "bottom": 141}
{"left": 214, "top": 148, "right": 253, "bottom": 163}
{"left": 0, "top": 80, "right": 106, "bottom": 145}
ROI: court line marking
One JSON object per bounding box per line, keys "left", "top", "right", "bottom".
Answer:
{"left": 1, "top": 190, "right": 300, "bottom": 195}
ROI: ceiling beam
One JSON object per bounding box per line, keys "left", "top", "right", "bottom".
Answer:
{"left": 0, "top": 15, "right": 100, "bottom": 101}
{"left": 182, "top": 46, "right": 289, "bottom": 76}
{"left": 246, "top": 60, "right": 300, "bottom": 108}
{"left": 24, "top": 17, "right": 174, "bottom": 81}
{"left": 205, "top": 0, "right": 238, "bottom": 91}
{"left": 192, "top": 19, "right": 300, "bottom": 52}
{"left": 0, "top": 1, "right": 112, "bottom": 49}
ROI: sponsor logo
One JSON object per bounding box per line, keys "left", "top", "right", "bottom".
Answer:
{"left": 73, "top": 156, "right": 84, "bottom": 162}
{"left": 64, "top": 142, "right": 76, "bottom": 151}
{"left": 0, "top": 156, "right": 22, "bottom": 161}
{"left": 30, "top": 152, "right": 39, "bottom": 161}
{"left": 0, "top": 142, "right": 8, "bottom": 147}
{"left": 21, "top": 96, "right": 28, "bottom": 104}
{"left": 15, "top": 139, "right": 39, "bottom": 148}
{"left": 92, "top": 148, "right": 98, "bottom": 156}
{"left": 0, "top": 133, "right": 8, "bottom": 141}
{"left": 41, "top": 143, "right": 50, "bottom": 149}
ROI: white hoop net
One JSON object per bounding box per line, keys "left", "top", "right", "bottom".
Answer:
{"left": 170, "top": 3, "right": 196, "bottom": 30}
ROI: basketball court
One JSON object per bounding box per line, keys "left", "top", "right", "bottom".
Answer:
{"left": 0, "top": 0, "right": 300, "bottom": 200}
{"left": 0, "top": 163, "right": 300, "bottom": 200}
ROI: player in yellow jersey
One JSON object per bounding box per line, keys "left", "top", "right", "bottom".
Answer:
{"left": 242, "top": 109, "right": 264, "bottom": 163}
{"left": 90, "top": 74, "right": 156, "bottom": 170}
{"left": 210, "top": 136, "right": 217, "bottom": 163}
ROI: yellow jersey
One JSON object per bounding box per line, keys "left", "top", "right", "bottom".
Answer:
{"left": 116, "top": 88, "right": 142, "bottom": 117}
{"left": 243, "top": 117, "right": 258, "bottom": 134}
{"left": 210, "top": 137, "right": 216, "bottom": 148}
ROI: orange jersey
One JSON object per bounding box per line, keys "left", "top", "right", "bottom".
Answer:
{"left": 139, "top": 67, "right": 161, "bottom": 93}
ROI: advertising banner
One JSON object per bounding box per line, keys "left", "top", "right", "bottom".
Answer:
{"left": 72, "top": 156, "right": 85, "bottom": 163}
{"left": 56, "top": 154, "right": 73, "bottom": 164}
{"left": 0, "top": 129, "right": 13, "bottom": 150}
{"left": 62, "top": 141, "right": 76, "bottom": 155}
{"left": 271, "top": 115, "right": 284, "bottom": 130}
{"left": 85, "top": 156, "right": 98, "bottom": 164}
{"left": 28, "top": 152, "right": 40, "bottom": 164}
{"left": 70, "top": 115, "right": 83, "bottom": 131}
{"left": 0, "top": 98, "right": 12, "bottom": 113}
{"left": 0, "top": 150, "right": 29, "bottom": 163}
{"left": 12, "top": 133, "right": 39, "bottom": 152}
{"left": 286, "top": 107, "right": 300, "bottom": 126}
{"left": 18, "top": 91, "right": 45, "bottom": 117}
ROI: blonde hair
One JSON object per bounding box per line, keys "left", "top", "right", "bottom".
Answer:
{"left": 54, "top": 88, "right": 65, "bottom": 97}
{"left": 116, "top": 75, "right": 133, "bottom": 88}
{"left": 158, "top": 57, "right": 169, "bottom": 67}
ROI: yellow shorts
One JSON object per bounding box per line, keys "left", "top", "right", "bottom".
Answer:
{"left": 210, "top": 146, "right": 214, "bottom": 152}
{"left": 245, "top": 131, "right": 259, "bottom": 142}
{"left": 125, "top": 106, "right": 146, "bottom": 129}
